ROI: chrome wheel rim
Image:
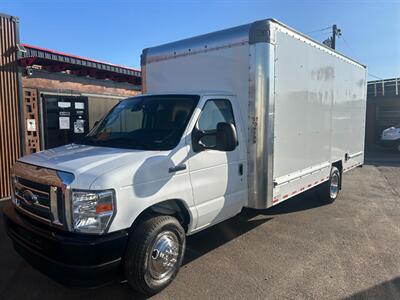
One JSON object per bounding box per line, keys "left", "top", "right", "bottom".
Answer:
{"left": 330, "top": 172, "right": 339, "bottom": 199}
{"left": 148, "top": 231, "right": 180, "bottom": 280}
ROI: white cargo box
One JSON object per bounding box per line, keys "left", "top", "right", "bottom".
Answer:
{"left": 142, "top": 18, "right": 367, "bottom": 209}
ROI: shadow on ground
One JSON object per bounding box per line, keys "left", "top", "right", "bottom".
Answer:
{"left": 184, "top": 187, "right": 329, "bottom": 264}
{"left": 0, "top": 187, "right": 327, "bottom": 299}
{"left": 345, "top": 277, "right": 400, "bottom": 300}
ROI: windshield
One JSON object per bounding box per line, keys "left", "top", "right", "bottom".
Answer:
{"left": 79, "top": 95, "right": 199, "bottom": 150}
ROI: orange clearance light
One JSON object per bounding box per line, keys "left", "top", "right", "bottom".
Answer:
{"left": 96, "top": 203, "right": 113, "bottom": 214}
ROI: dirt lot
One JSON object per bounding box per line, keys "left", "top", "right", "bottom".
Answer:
{"left": 1, "top": 149, "right": 399, "bottom": 299}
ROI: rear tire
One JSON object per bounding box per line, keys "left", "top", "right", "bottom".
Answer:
{"left": 319, "top": 166, "right": 341, "bottom": 203}
{"left": 124, "top": 215, "right": 186, "bottom": 296}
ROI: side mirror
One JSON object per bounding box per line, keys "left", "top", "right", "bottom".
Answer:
{"left": 216, "top": 122, "right": 237, "bottom": 151}
{"left": 192, "top": 122, "right": 237, "bottom": 152}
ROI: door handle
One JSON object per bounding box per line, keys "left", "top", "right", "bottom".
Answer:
{"left": 169, "top": 164, "right": 187, "bottom": 173}
{"left": 239, "top": 163, "right": 243, "bottom": 176}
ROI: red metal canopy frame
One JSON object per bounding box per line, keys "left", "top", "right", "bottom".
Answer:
{"left": 19, "top": 44, "right": 141, "bottom": 85}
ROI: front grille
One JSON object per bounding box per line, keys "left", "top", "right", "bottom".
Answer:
{"left": 13, "top": 176, "right": 62, "bottom": 225}
{"left": 10, "top": 162, "right": 71, "bottom": 230}
{"left": 17, "top": 177, "right": 50, "bottom": 207}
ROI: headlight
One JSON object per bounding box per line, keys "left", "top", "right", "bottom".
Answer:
{"left": 72, "top": 189, "right": 115, "bottom": 234}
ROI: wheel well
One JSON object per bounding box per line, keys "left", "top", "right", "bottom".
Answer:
{"left": 130, "top": 199, "right": 191, "bottom": 233}
{"left": 332, "top": 160, "right": 343, "bottom": 189}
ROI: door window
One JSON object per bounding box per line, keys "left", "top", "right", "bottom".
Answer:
{"left": 196, "top": 99, "right": 236, "bottom": 147}
{"left": 198, "top": 99, "right": 235, "bottom": 131}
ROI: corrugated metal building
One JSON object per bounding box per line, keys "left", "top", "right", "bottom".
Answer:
{"left": 366, "top": 78, "right": 400, "bottom": 146}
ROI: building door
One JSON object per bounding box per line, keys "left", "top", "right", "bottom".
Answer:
{"left": 42, "top": 95, "right": 89, "bottom": 149}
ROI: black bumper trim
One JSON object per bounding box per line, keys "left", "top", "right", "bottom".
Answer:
{"left": 3, "top": 202, "right": 129, "bottom": 287}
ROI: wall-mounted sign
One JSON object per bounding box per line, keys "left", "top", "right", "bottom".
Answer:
{"left": 74, "top": 120, "right": 85, "bottom": 133}
{"left": 27, "top": 119, "right": 36, "bottom": 132}
{"left": 59, "top": 117, "right": 70, "bottom": 129}
{"left": 75, "top": 102, "right": 85, "bottom": 109}
{"left": 58, "top": 102, "right": 71, "bottom": 108}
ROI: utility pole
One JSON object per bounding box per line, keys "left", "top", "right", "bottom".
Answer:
{"left": 331, "top": 24, "right": 341, "bottom": 49}
{"left": 323, "top": 24, "right": 342, "bottom": 49}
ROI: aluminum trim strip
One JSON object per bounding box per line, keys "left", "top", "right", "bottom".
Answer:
{"left": 50, "top": 186, "right": 62, "bottom": 226}
{"left": 274, "top": 162, "right": 331, "bottom": 186}
{"left": 142, "top": 23, "right": 251, "bottom": 65}
{"left": 64, "top": 186, "right": 72, "bottom": 230}
{"left": 247, "top": 42, "right": 275, "bottom": 209}
{"left": 145, "top": 40, "right": 249, "bottom": 64}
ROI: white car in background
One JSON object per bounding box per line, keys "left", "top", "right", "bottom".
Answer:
{"left": 380, "top": 124, "right": 400, "bottom": 152}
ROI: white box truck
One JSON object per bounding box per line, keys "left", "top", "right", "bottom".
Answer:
{"left": 3, "top": 19, "right": 367, "bottom": 295}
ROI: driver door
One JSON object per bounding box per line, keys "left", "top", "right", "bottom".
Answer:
{"left": 187, "top": 97, "right": 247, "bottom": 230}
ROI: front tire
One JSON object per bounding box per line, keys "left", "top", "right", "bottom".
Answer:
{"left": 319, "top": 166, "right": 341, "bottom": 203}
{"left": 124, "top": 215, "right": 186, "bottom": 296}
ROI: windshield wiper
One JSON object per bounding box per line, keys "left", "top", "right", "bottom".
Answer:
{"left": 78, "top": 135, "right": 100, "bottom": 146}
{"left": 105, "top": 138, "right": 151, "bottom": 150}
{"left": 78, "top": 135, "right": 153, "bottom": 150}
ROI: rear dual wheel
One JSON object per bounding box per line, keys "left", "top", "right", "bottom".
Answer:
{"left": 319, "top": 166, "right": 341, "bottom": 203}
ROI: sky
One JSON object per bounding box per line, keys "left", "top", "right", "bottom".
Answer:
{"left": 1, "top": 0, "right": 399, "bottom": 80}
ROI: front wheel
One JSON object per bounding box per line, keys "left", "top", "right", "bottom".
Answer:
{"left": 319, "top": 166, "right": 341, "bottom": 203}
{"left": 124, "top": 215, "right": 186, "bottom": 296}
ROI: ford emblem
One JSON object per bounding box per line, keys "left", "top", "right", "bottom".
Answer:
{"left": 22, "top": 190, "right": 38, "bottom": 205}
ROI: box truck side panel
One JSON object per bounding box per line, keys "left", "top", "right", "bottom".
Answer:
{"left": 271, "top": 27, "right": 366, "bottom": 205}
{"left": 331, "top": 62, "right": 366, "bottom": 170}
{"left": 273, "top": 30, "right": 333, "bottom": 180}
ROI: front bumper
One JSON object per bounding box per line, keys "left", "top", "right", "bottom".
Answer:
{"left": 3, "top": 202, "right": 129, "bottom": 287}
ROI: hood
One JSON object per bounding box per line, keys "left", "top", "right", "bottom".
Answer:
{"left": 18, "top": 144, "right": 165, "bottom": 189}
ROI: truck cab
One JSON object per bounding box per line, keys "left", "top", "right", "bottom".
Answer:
{"left": 3, "top": 92, "right": 247, "bottom": 294}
